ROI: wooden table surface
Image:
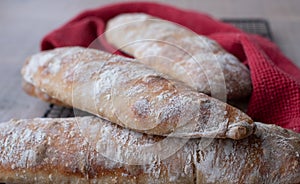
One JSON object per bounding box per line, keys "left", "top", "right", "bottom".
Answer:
{"left": 1, "top": 0, "right": 300, "bottom": 122}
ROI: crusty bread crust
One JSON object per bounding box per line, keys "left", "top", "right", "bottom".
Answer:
{"left": 21, "top": 47, "right": 254, "bottom": 140}
{"left": 0, "top": 117, "right": 299, "bottom": 183}
{"left": 22, "top": 80, "right": 67, "bottom": 107}
{"left": 105, "top": 13, "right": 252, "bottom": 100}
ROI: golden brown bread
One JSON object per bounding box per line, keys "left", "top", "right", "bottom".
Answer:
{"left": 22, "top": 79, "right": 67, "bottom": 107}
{"left": 0, "top": 117, "right": 299, "bottom": 183}
{"left": 105, "top": 13, "right": 252, "bottom": 100}
{"left": 21, "top": 47, "right": 254, "bottom": 140}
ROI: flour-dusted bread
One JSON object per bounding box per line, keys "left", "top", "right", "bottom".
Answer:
{"left": 22, "top": 79, "right": 67, "bottom": 107}
{"left": 105, "top": 13, "right": 252, "bottom": 100}
{"left": 21, "top": 47, "right": 254, "bottom": 140}
{"left": 0, "top": 117, "right": 299, "bottom": 183}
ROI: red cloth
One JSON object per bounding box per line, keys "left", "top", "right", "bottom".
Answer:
{"left": 41, "top": 2, "right": 300, "bottom": 132}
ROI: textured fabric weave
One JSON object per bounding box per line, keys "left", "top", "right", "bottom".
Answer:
{"left": 41, "top": 2, "right": 300, "bottom": 132}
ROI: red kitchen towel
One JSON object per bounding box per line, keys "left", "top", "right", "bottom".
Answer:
{"left": 41, "top": 2, "right": 300, "bottom": 132}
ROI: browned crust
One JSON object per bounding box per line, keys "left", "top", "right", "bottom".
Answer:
{"left": 21, "top": 47, "right": 254, "bottom": 140}
{"left": 22, "top": 80, "right": 68, "bottom": 107}
{"left": 0, "top": 118, "right": 299, "bottom": 183}
{"left": 105, "top": 13, "right": 252, "bottom": 100}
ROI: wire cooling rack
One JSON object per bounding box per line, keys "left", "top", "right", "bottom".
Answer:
{"left": 222, "top": 19, "right": 272, "bottom": 39}
{"left": 43, "top": 18, "right": 272, "bottom": 118}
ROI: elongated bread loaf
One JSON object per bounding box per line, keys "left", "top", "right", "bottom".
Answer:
{"left": 21, "top": 47, "right": 254, "bottom": 140}
{"left": 0, "top": 117, "right": 299, "bottom": 183}
{"left": 105, "top": 13, "right": 252, "bottom": 100}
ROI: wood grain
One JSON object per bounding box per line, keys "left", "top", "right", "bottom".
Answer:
{"left": 0, "top": 0, "right": 299, "bottom": 121}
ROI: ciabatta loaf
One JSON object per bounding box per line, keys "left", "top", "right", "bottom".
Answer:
{"left": 0, "top": 117, "right": 299, "bottom": 183}
{"left": 21, "top": 47, "right": 254, "bottom": 140}
{"left": 105, "top": 13, "right": 252, "bottom": 100}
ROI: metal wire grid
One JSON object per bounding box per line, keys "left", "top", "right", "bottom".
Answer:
{"left": 222, "top": 19, "right": 272, "bottom": 39}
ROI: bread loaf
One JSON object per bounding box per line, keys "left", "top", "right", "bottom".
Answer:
{"left": 21, "top": 47, "right": 254, "bottom": 140}
{"left": 0, "top": 117, "right": 299, "bottom": 183}
{"left": 105, "top": 13, "right": 252, "bottom": 100}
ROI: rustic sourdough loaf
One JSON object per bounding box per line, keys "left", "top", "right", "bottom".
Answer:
{"left": 21, "top": 47, "right": 254, "bottom": 140}
{"left": 0, "top": 117, "right": 299, "bottom": 183}
{"left": 105, "top": 13, "right": 252, "bottom": 100}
